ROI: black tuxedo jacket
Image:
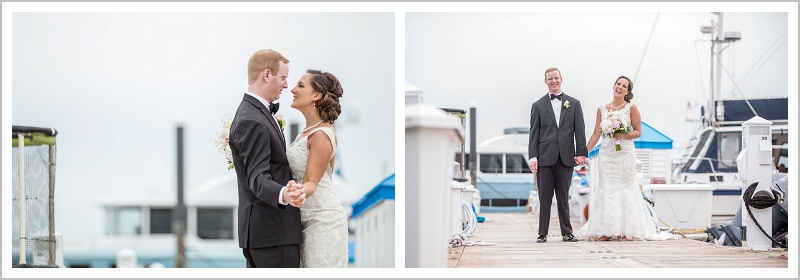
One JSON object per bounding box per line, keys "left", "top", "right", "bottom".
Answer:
{"left": 528, "top": 93, "right": 588, "bottom": 167}
{"left": 230, "top": 94, "right": 302, "bottom": 249}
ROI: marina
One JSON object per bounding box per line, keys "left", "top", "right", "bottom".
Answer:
{"left": 448, "top": 213, "right": 788, "bottom": 268}
{"left": 405, "top": 12, "right": 792, "bottom": 271}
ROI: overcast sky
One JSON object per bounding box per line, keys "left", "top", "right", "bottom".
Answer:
{"left": 8, "top": 12, "right": 394, "bottom": 251}
{"left": 406, "top": 12, "right": 789, "bottom": 148}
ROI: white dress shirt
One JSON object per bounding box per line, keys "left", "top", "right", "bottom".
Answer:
{"left": 549, "top": 92, "right": 563, "bottom": 127}
{"left": 245, "top": 92, "right": 280, "bottom": 126}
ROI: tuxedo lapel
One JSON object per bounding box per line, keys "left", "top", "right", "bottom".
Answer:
{"left": 244, "top": 94, "right": 286, "bottom": 148}
{"left": 262, "top": 108, "right": 286, "bottom": 149}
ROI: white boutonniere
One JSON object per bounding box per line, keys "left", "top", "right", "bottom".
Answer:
{"left": 276, "top": 114, "right": 286, "bottom": 130}
{"left": 564, "top": 100, "right": 570, "bottom": 108}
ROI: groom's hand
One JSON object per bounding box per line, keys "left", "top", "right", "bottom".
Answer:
{"left": 285, "top": 180, "right": 298, "bottom": 193}
{"left": 283, "top": 180, "right": 301, "bottom": 207}
{"left": 287, "top": 182, "right": 306, "bottom": 208}
{"left": 528, "top": 161, "right": 538, "bottom": 173}
{"left": 575, "top": 156, "right": 587, "bottom": 166}
{"left": 283, "top": 180, "right": 297, "bottom": 199}
{"left": 289, "top": 191, "right": 306, "bottom": 208}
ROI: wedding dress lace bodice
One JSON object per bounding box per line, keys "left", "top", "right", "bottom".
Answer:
{"left": 286, "top": 126, "right": 348, "bottom": 267}
{"left": 287, "top": 127, "right": 339, "bottom": 212}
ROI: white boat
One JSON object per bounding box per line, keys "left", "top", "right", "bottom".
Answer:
{"left": 62, "top": 172, "right": 359, "bottom": 268}
{"left": 468, "top": 128, "right": 535, "bottom": 213}
{"left": 64, "top": 173, "right": 246, "bottom": 268}
{"left": 671, "top": 12, "right": 789, "bottom": 218}
{"left": 672, "top": 98, "right": 789, "bottom": 217}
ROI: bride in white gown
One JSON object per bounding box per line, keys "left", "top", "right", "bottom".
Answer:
{"left": 286, "top": 69, "right": 348, "bottom": 267}
{"left": 576, "top": 75, "right": 677, "bottom": 241}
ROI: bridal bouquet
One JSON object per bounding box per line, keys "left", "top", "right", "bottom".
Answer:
{"left": 600, "top": 111, "right": 630, "bottom": 151}
{"left": 212, "top": 118, "right": 234, "bottom": 170}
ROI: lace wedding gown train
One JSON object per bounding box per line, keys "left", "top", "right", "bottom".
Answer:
{"left": 287, "top": 127, "right": 348, "bottom": 267}
{"left": 576, "top": 103, "right": 677, "bottom": 241}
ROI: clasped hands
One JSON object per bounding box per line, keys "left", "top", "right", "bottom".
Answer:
{"left": 527, "top": 156, "right": 586, "bottom": 173}
{"left": 573, "top": 156, "right": 587, "bottom": 166}
{"left": 283, "top": 180, "right": 306, "bottom": 208}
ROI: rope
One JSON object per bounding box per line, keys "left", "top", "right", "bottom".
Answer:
{"left": 459, "top": 201, "right": 478, "bottom": 237}
{"left": 450, "top": 201, "right": 483, "bottom": 247}
{"left": 656, "top": 217, "right": 687, "bottom": 238}
{"left": 742, "top": 182, "right": 787, "bottom": 248}
{"left": 743, "top": 182, "right": 780, "bottom": 210}
{"left": 641, "top": 187, "right": 686, "bottom": 238}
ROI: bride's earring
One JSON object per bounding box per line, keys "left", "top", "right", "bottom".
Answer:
{"left": 313, "top": 102, "right": 316, "bottom": 109}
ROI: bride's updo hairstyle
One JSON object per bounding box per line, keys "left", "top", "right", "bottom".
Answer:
{"left": 616, "top": 75, "right": 634, "bottom": 102}
{"left": 307, "top": 69, "right": 344, "bottom": 124}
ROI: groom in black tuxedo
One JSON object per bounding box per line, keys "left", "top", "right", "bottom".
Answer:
{"left": 230, "top": 49, "right": 305, "bottom": 267}
{"left": 528, "top": 67, "right": 588, "bottom": 243}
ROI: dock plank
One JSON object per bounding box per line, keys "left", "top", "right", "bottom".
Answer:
{"left": 448, "top": 213, "right": 788, "bottom": 268}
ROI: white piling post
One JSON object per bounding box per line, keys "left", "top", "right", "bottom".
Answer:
{"left": 17, "top": 133, "right": 26, "bottom": 265}
{"left": 406, "top": 104, "right": 464, "bottom": 268}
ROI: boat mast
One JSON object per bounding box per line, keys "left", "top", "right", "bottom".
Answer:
{"left": 714, "top": 12, "right": 724, "bottom": 126}
{"left": 703, "top": 12, "right": 740, "bottom": 128}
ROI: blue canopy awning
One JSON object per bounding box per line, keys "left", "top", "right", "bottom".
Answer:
{"left": 589, "top": 121, "right": 673, "bottom": 158}
{"left": 722, "top": 98, "right": 788, "bottom": 123}
{"left": 351, "top": 173, "right": 395, "bottom": 219}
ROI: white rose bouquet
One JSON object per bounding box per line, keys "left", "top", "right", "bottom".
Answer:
{"left": 212, "top": 118, "right": 234, "bottom": 170}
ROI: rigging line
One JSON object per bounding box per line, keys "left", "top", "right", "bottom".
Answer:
{"left": 716, "top": 58, "right": 758, "bottom": 117}
{"left": 740, "top": 29, "right": 788, "bottom": 80}
{"left": 633, "top": 12, "right": 660, "bottom": 84}
{"left": 739, "top": 29, "right": 788, "bottom": 88}
{"left": 694, "top": 41, "right": 709, "bottom": 98}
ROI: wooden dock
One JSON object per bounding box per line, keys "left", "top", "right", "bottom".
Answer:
{"left": 448, "top": 213, "right": 788, "bottom": 268}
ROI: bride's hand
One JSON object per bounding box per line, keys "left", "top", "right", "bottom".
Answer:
{"left": 285, "top": 181, "right": 306, "bottom": 208}
{"left": 290, "top": 191, "right": 306, "bottom": 208}
{"left": 288, "top": 185, "right": 306, "bottom": 208}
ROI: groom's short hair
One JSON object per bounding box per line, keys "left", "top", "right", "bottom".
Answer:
{"left": 248, "top": 49, "right": 290, "bottom": 84}
{"left": 544, "top": 67, "right": 561, "bottom": 79}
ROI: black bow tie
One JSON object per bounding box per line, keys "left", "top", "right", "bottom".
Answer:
{"left": 550, "top": 94, "right": 562, "bottom": 101}
{"left": 269, "top": 102, "right": 279, "bottom": 115}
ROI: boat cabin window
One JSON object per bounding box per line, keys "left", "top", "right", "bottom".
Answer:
{"left": 478, "top": 153, "right": 532, "bottom": 174}
{"left": 197, "top": 208, "right": 234, "bottom": 240}
{"left": 149, "top": 208, "right": 173, "bottom": 234}
{"left": 506, "top": 154, "right": 532, "bottom": 173}
{"left": 105, "top": 206, "right": 141, "bottom": 236}
{"left": 479, "top": 154, "right": 503, "bottom": 173}
{"left": 718, "top": 132, "right": 741, "bottom": 169}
